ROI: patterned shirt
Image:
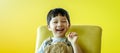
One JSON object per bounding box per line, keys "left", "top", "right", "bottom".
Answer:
{"left": 37, "top": 37, "right": 73, "bottom": 53}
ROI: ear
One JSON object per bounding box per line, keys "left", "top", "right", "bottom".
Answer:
{"left": 47, "top": 25, "right": 51, "bottom": 31}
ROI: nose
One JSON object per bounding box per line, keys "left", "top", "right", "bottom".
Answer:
{"left": 57, "top": 22, "right": 62, "bottom": 27}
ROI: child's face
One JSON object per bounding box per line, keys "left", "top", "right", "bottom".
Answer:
{"left": 48, "top": 15, "right": 70, "bottom": 38}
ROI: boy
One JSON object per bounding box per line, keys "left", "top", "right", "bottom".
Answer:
{"left": 37, "top": 8, "right": 82, "bottom": 53}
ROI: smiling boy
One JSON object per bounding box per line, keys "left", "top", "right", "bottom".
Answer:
{"left": 37, "top": 8, "right": 82, "bottom": 53}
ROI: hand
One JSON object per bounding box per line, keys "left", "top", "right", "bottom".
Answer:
{"left": 67, "top": 32, "right": 79, "bottom": 44}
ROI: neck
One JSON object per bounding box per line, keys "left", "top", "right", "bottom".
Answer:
{"left": 53, "top": 35, "right": 66, "bottom": 38}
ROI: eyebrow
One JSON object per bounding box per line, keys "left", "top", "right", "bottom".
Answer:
{"left": 61, "top": 18, "right": 67, "bottom": 20}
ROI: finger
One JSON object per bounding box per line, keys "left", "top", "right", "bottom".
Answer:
{"left": 71, "top": 32, "right": 74, "bottom": 37}
{"left": 68, "top": 32, "right": 72, "bottom": 38}
{"left": 72, "top": 32, "right": 78, "bottom": 39}
{"left": 73, "top": 32, "right": 77, "bottom": 36}
{"left": 68, "top": 32, "right": 70, "bottom": 36}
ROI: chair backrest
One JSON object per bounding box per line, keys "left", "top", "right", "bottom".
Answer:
{"left": 35, "top": 25, "right": 102, "bottom": 53}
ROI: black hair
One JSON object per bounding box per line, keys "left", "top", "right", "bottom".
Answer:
{"left": 47, "top": 8, "right": 70, "bottom": 25}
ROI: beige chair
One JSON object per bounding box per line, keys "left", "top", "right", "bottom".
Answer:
{"left": 35, "top": 25, "right": 102, "bottom": 53}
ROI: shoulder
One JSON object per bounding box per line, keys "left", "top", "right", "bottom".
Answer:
{"left": 43, "top": 37, "right": 53, "bottom": 45}
{"left": 37, "top": 38, "right": 52, "bottom": 53}
{"left": 39, "top": 37, "right": 52, "bottom": 49}
{"left": 66, "top": 38, "right": 72, "bottom": 46}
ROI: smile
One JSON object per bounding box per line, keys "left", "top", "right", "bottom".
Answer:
{"left": 56, "top": 28, "right": 64, "bottom": 32}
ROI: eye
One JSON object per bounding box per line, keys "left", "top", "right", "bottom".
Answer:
{"left": 53, "top": 21, "right": 58, "bottom": 23}
{"left": 61, "top": 20, "right": 66, "bottom": 23}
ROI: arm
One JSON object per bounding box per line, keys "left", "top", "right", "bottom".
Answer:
{"left": 68, "top": 32, "right": 83, "bottom": 53}
{"left": 37, "top": 41, "right": 46, "bottom": 53}
{"left": 71, "top": 42, "right": 83, "bottom": 53}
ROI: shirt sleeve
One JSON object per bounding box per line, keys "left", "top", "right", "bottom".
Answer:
{"left": 37, "top": 41, "right": 47, "bottom": 53}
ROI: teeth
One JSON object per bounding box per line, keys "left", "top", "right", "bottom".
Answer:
{"left": 56, "top": 29, "right": 64, "bottom": 31}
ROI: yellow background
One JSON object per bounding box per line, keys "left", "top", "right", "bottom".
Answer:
{"left": 0, "top": 0, "right": 120, "bottom": 53}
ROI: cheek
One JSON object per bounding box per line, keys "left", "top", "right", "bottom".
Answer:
{"left": 50, "top": 24, "right": 56, "bottom": 29}
{"left": 66, "top": 25, "right": 70, "bottom": 30}
{"left": 65, "top": 23, "right": 70, "bottom": 27}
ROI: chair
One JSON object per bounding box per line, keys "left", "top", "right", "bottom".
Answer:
{"left": 35, "top": 25, "right": 102, "bottom": 53}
